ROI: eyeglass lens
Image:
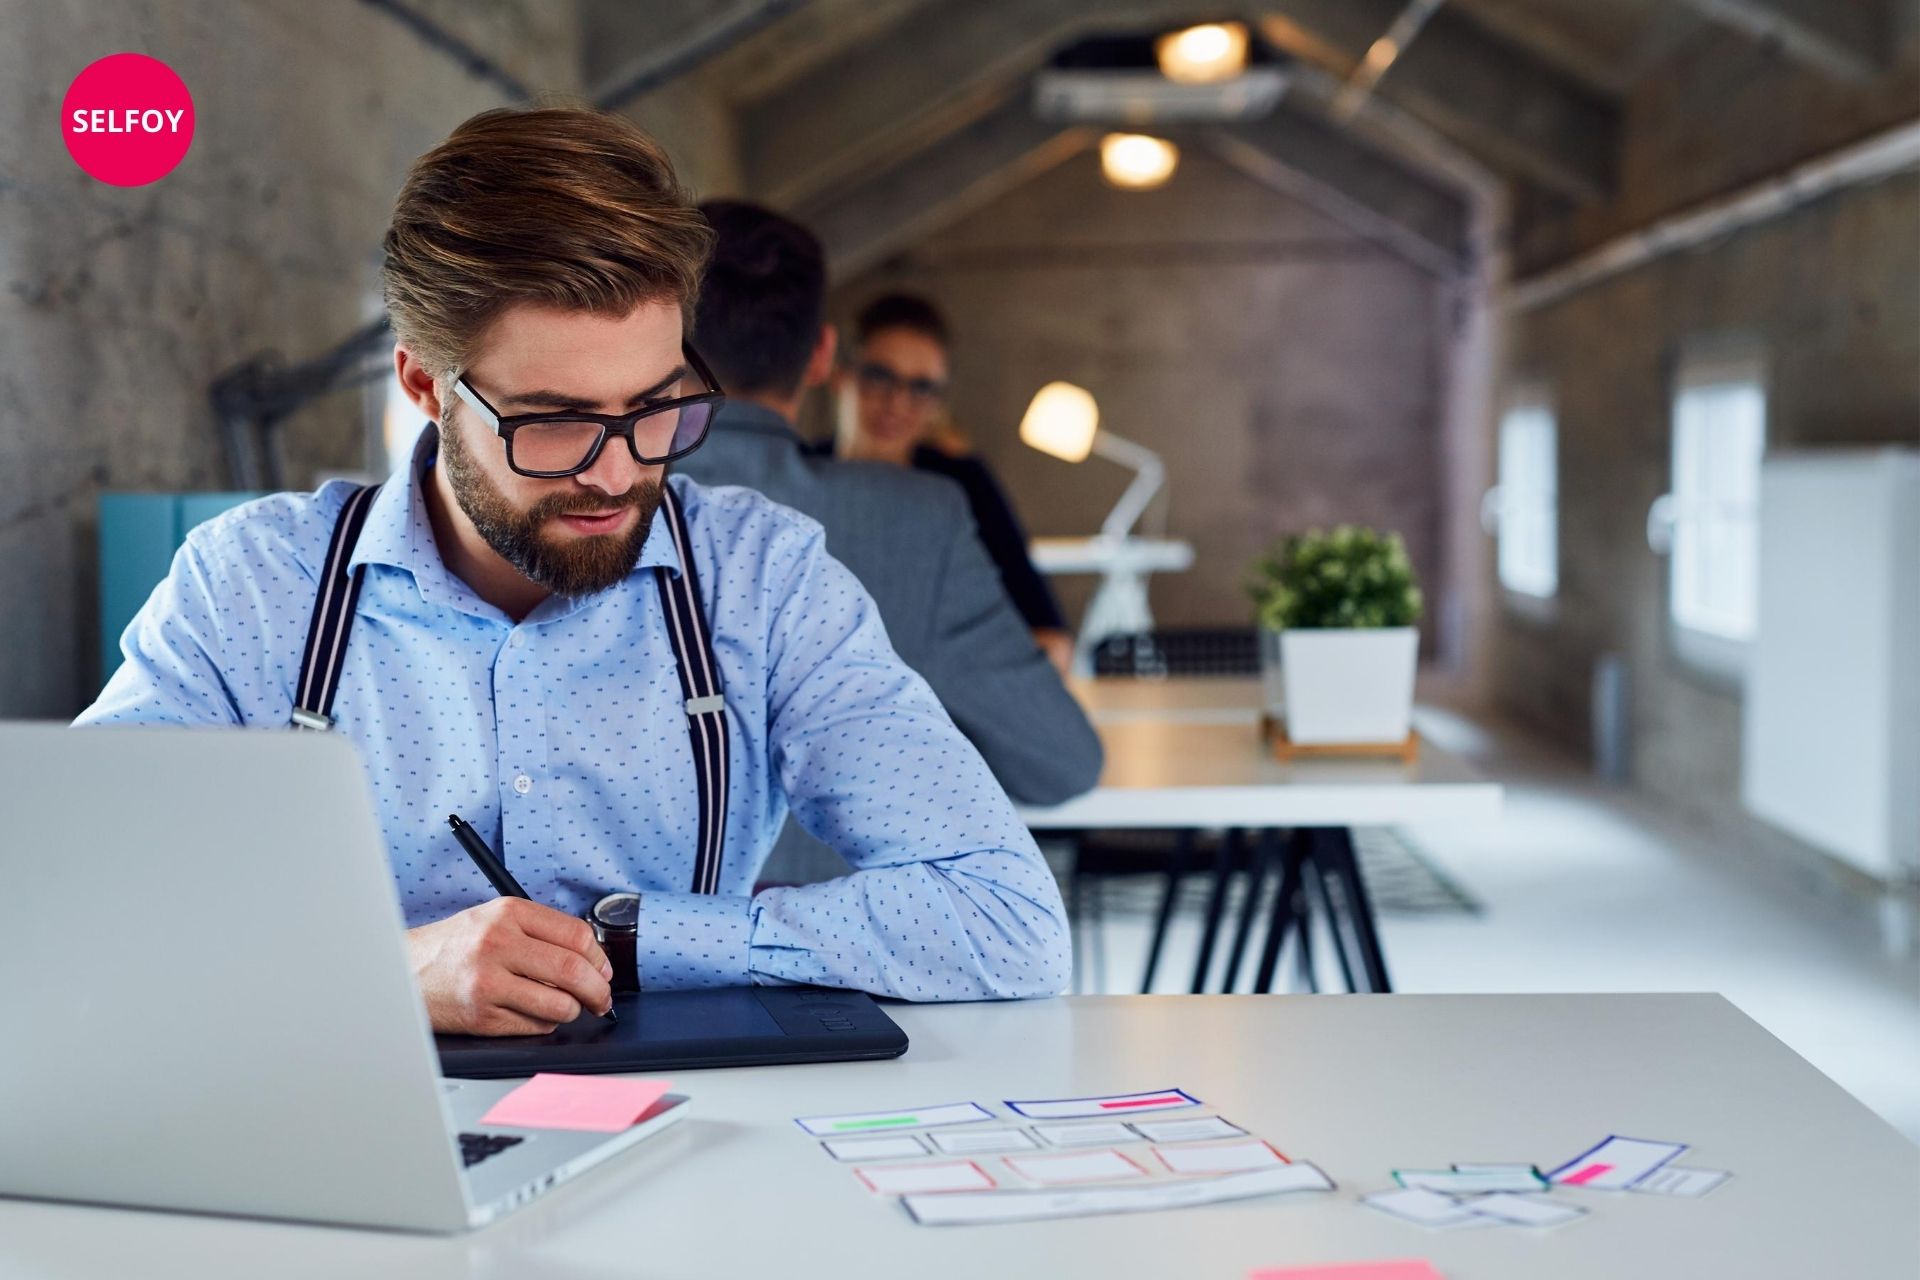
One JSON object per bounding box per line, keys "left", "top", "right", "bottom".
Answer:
{"left": 510, "top": 397, "right": 716, "bottom": 474}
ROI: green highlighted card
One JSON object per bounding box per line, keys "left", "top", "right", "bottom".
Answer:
{"left": 794, "top": 1101, "right": 993, "bottom": 1137}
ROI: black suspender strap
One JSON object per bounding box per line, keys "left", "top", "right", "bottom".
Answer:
{"left": 652, "top": 483, "right": 731, "bottom": 896}
{"left": 292, "top": 483, "right": 379, "bottom": 732}
{"left": 291, "top": 479, "right": 731, "bottom": 896}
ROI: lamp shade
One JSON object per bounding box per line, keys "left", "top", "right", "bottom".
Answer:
{"left": 1020, "top": 382, "right": 1100, "bottom": 463}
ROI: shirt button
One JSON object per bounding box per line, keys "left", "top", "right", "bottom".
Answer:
{"left": 513, "top": 774, "right": 533, "bottom": 795}
{"left": 510, "top": 630, "right": 527, "bottom": 649}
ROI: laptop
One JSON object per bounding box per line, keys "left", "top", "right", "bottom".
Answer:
{"left": 0, "top": 725, "right": 901, "bottom": 1232}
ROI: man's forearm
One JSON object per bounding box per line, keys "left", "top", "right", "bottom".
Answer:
{"left": 745, "top": 848, "right": 1071, "bottom": 1001}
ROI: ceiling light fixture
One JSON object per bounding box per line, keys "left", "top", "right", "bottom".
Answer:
{"left": 1156, "top": 21, "right": 1250, "bottom": 85}
{"left": 1099, "top": 132, "right": 1179, "bottom": 190}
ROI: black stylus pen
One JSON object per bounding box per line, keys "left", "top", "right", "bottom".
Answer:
{"left": 447, "top": 813, "right": 616, "bottom": 1022}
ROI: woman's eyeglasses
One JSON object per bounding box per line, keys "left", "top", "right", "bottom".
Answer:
{"left": 853, "top": 362, "right": 946, "bottom": 406}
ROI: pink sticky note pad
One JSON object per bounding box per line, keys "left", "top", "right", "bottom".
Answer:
{"left": 480, "top": 1073, "right": 672, "bottom": 1133}
{"left": 1250, "top": 1263, "right": 1444, "bottom": 1280}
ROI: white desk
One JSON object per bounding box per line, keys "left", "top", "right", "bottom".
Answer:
{"left": 1028, "top": 536, "right": 1196, "bottom": 674}
{"left": 1019, "top": 717, "right": 1500, "bottom": 831}
{"left": 3, "top": 996, "right": 1911, "bottom": 1279}
{"left": 1020, "top": 679, "right": 1502, "bottom": 995}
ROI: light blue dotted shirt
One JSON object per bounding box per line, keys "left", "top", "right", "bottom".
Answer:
{"left": 77, "top": 428, "right": 1070, "bottom": 1001}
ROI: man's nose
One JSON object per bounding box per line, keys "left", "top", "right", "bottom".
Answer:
{"left": 575, "top": 436, "right": 645, "bottom": 497}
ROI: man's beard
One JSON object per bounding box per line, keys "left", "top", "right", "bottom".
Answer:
{"left": 439, "top": 421, "right": 662, "bottom": 599}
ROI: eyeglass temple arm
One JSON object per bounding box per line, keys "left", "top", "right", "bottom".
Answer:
{"left": 450, "top": 379, "right": 499, "bottom": 428}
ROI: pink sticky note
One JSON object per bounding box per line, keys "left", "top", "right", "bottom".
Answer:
{"left": 1250, "top": 1264, "right": 1444, "bottom": 1280}
{"left": 480, "top": 1073, "right": 672, "bottom": 1133}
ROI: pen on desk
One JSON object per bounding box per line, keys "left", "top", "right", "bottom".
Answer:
{"left": 447, "top": 813, "right": 616, "bottom": 1023}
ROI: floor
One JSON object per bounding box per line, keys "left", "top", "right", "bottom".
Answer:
{"left": 1063, "top": 706, "right": 1920, "bottom": 1145}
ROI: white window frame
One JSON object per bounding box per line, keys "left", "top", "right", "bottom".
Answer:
{"left": 1653, "top": 347, "right": 1766, "bottom": 680}
{"left": 1488, "top": 387, "right": 1560, "bottom": 605}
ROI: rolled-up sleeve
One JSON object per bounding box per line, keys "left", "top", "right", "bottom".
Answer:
{"left": 744, "top": 521, "right": 1071, "bottom": 1001}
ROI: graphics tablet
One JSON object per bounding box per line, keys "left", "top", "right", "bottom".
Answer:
{"left": 436, "top": 985, "right": 908, "bottom": 1078}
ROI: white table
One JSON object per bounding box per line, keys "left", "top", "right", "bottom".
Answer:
{"left": 1028, "top": 536, "right": 1196, "bottom": 674}
{"left": 1019, "top": 679, "right": 1502, "bottom": 995}
{"left": 4, "top": 996, "right": 1911, "bottom": 1279}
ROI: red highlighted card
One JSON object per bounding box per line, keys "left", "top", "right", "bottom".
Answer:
{"left": 1004, "top": 1088, "right": 1203, "bottom": 1120}
{"left": 479, "top": 1073, "right": 672, "bottom": 1133}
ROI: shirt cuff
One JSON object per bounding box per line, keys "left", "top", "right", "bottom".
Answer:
{"left": 635, "top": 891, "right": 753, "bottom": 989}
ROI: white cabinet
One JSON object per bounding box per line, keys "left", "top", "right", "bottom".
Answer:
{"left": 1741, "top": 449, "right": 1919, "bottom": 881}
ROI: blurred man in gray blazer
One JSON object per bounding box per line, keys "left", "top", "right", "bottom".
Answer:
{"left": 679, "top": 201, "right": 1101, "bottom": 881}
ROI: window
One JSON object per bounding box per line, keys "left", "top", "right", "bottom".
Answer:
{"left": 1493, "top": 393, "right": 1559, "bottom": 600}
{"left": 1665, "top": 355, "right": 1765, "bottom": 649}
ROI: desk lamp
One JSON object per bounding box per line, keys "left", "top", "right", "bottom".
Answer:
{"left": 1020, "top": 382, "right": 1185, "bottom": 672}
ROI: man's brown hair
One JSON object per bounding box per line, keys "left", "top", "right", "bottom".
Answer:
{"left": 382, "top": 103, "right": 714, "bottom": 380}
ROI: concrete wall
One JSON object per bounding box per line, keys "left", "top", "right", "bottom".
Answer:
{"left": 0, "top": 0, "right": 581, "bottom": 718}
{"left": 1491, "top": 22, "right": 1920, "bottom": 903}
{"left": 825, "top": 144, "right": 1452, "bottom": 639}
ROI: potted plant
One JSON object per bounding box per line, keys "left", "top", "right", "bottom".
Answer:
{"left": 1247, "top": 525, "right": 1424, "bottom": 745}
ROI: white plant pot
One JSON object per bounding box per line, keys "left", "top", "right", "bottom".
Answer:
{"left": 1277, "top": 627, "right": 1418, "bottom": 745}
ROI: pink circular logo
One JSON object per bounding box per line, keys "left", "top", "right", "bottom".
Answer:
{"left": 61, "top": 53, "right": 195, "bottom": 187}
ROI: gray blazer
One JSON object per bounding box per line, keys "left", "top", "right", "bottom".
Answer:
{"left": 678, "top": 403, "right": 1102, "bottom": 879}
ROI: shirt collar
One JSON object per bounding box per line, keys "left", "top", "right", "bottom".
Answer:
{"left": 348, "top": 424, "right": 684, "bottom": 608}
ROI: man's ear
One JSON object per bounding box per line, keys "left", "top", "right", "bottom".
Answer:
{"left": 395, "top": 346, "right": 446, "bottom": 423}
{"left": 801, "top": 323, "right": 838, "bottom": 390}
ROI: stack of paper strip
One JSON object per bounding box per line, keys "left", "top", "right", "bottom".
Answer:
{"left": 1364, "top": 1134, "right": 1730, "bottom": 1232}
{"left": 793, "top": 1088, "right": 1336, "bottom": 1226}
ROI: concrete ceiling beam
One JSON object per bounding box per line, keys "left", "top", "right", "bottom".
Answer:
{"left": 794, "top": 94, "right": 1095, "bottom": 282}
{"left": 1679, "top": 0, "right": 1895, "bottom": 82}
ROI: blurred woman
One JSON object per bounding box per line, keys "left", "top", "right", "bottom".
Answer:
{"left": 835, "top": 293, "right": 1072, "bottom": 673}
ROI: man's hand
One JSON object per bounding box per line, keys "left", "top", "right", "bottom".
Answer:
{"left": 407, "top": 898, "right": 615, "bottom": 1036}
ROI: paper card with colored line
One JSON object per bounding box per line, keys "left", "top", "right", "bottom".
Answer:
{"left": 1630, "top": 1166, "right": 1731, "bottom": 1197}
{"left": 822, "top": 1134, "right": 929, "bottom": 1162}
{"left": 1006, "top": 1148, "right": 1151, "bottom": 1185}
{"left": 1394, "top": 1167, "right": 1545, "bottom": 1194}
{"left": 853, "top": 1159, "right": 997, "bottom": 1194}
{"left": 1032, "top": 1121, "right": 1139, "bottom": 1148}
{"left": 1154, "top": 1138, "right": 1291, "bottom": 1175}
{"left": 902, "top": 1162, "right": 1333, "bottom": 1227}
{"left": 794, "top": 1101, "right": 993, "bottom": 1137}
{"left": 1004, "top": 1088, "right": 1202, "bottom": 1120}
{"left": 929, "top": 1127, "right": 1040, "bottom": 1156}
{"left": 1548, "top": 1135, "right": 1687, "bottom": 1190}
{"left": 1130, "top": 1114, "right": 1246, "bottom": 1143}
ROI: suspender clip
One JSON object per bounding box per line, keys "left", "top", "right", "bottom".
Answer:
{"left": 290, "top": 708, "right": 334, "bottom": 731}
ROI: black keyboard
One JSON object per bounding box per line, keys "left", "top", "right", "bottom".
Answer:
{"left": 458, "top": 1132, "right": 526, "bottom": 1168}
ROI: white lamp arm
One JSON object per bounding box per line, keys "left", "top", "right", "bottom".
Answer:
{"left": 1091, "top": 430, "right": 1165, "bottom": 541}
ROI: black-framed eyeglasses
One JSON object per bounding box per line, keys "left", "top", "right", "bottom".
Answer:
{"left": 853, "top": 361, "right": 946, "bottom": 406}
{"left": 451, "top": 343, "right": 726, "bottom": 479}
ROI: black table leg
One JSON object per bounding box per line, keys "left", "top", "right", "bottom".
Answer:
{"left": 1301, "top": 839, "right": 1357, "bottom": 993}
{"left": 1318, "top": 826, "right": 1392, "bottom": 993}
{"left": 1252, "top": 830, "right": 1308, "bottom": 993}
{"left": 1221, "top": 829, "right": 1276, "bottom": 993}
{"left": 1139, "top": 831, "right": 1192, "bottom": 993}
{"left": 1188, "top": 829, "right": 1241, "bottom": 994}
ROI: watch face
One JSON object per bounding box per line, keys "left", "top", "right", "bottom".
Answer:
{"left": 593, "top": 892, "right": 640, "bottom": 930}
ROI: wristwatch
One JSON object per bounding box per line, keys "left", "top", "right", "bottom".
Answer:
{"left": 588, "top": 891, "right": 641, "bottom": 993}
